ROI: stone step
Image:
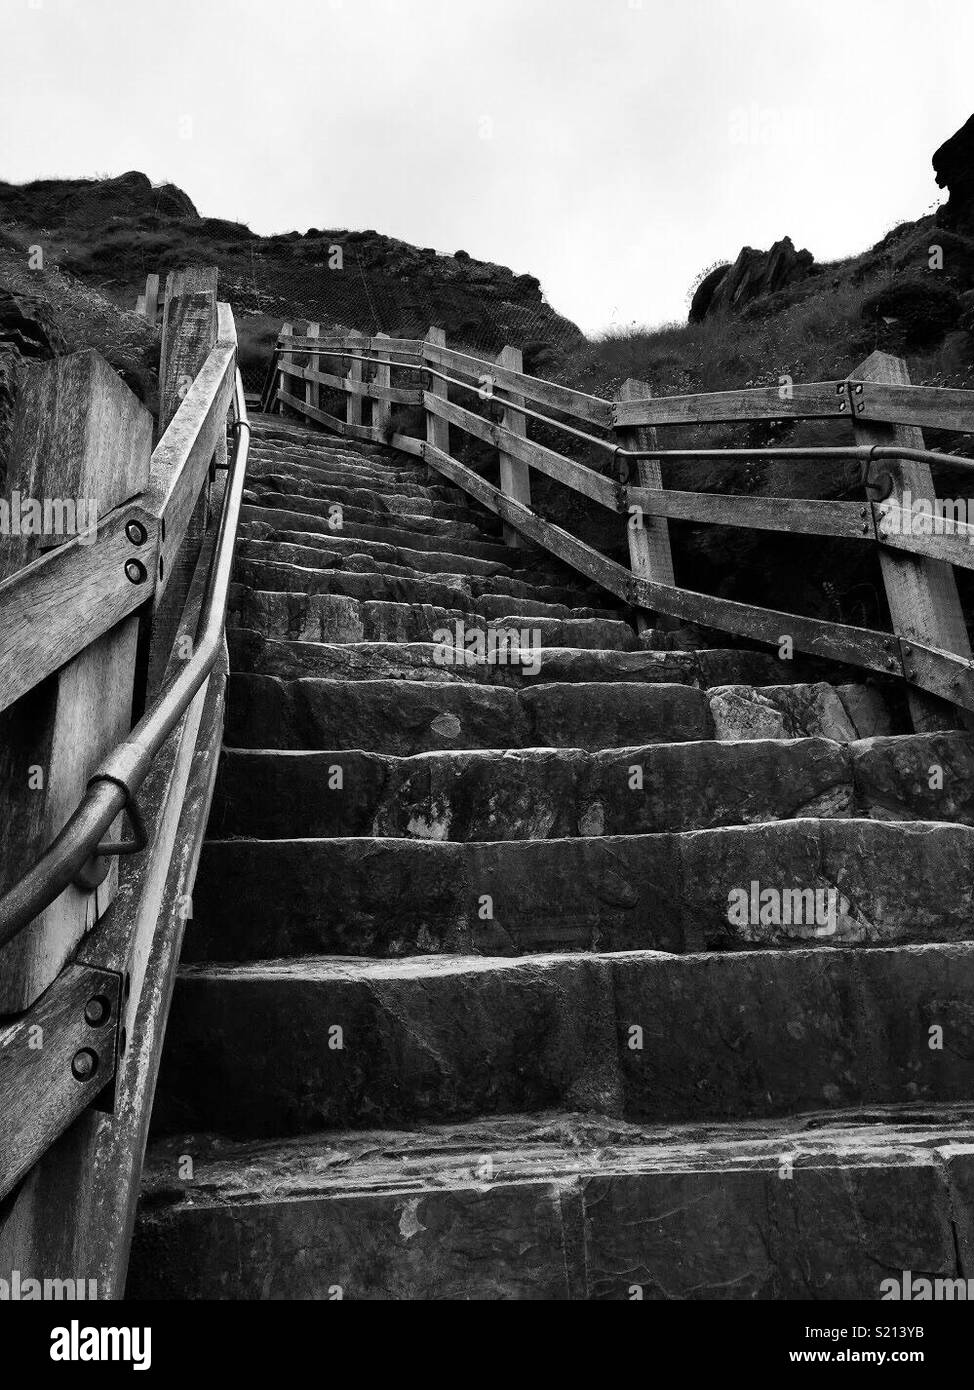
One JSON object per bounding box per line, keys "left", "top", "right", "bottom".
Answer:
{"left": 184, "top": 815, "right": 974, "bottom": 962}
{"left": 206, "top": 733, "right": 973, "bottom": 846}
{"left": 249, "top": 437, "right": 428, "bottom": 475}
{"left": 223, "top": 674, "right": 890, "bottom": 754}
{"left": 240, "top": 503, "right": 522, "bottom": 562}
{"left": 228, "top": 585, "right": 640, "bottom": 649}
{"left": 238, "top": 520, "right": 551, "bottom": 580}
{"left": 130, "top": 1105, "right": 974, "bottom": 1299}
{"left": 247, "top": 449, "right": 454, "bottom": 494}
{"left": 245, "top": 479, "right": 500, "bottom": 532}
{"left": 226, "top": 628, "right": 890, "bottom": 696}
{"left": 231, "top": 557, "right": 622, "bottom": 618}
{"left": 151, "top": 940, "right": 974, "bottom": 1138}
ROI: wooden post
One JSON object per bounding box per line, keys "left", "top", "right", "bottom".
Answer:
{"left": 145, "top": 267, "right": 219, "bottom": 696}
{"left": 305, "top": 321, "right": 320, "bottom": 420}
{"left": 851, "top": 350, "right": 973, "bottom": 730}
{"left": 372, "top": 331, "right": 392, "bottom": 439}
{"left": 0, "top": 352, "right": 153, "bottom": 1011}
{"left": 495, "top": 344, "right": 531, "bottom": 547}
{"left": 424, "top": 326, "right": 449, "bottom": 455}
{"left": 615, "top": 377, "right": 675, "bottom": 633}
{"left": 143, "top": 273, "right": 160, "bottom": 326}
{"left": 277, "top": 321, "right": 292, "bottom": 416}
{"left": 346, "top": 329, "right": 365, "bottom": 428}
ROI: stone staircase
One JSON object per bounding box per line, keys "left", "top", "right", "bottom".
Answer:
{"left": 128, "top": 416, "right": 974, "bottom": 1300}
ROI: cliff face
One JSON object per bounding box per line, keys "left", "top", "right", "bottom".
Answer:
{"left": 0, "top": 172, "right": 584, "bottom": 381}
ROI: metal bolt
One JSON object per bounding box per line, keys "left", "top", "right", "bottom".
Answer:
{"left": 860, "top": 523, "right": 870, "bottom": 534}
{"left": 855, "top": 384, "right": 864, "bottom": 394}
{"left": 887, "top": 657, "right": 898, "bottom": 670}
{"left": 71, "top": 1048, "right": 99, "bottom": 1082}
{"left": 125, "top": 520, "right": 148, "bottom": 546}
{"left": 839, "top": 402, "right": 847, "bottom": 412}
{"left": 84, "top": 995, "right": 111, "bottom": 1027}
{"left": 125, "top": 559, "right": 147, "bottom": 585}
{"left": 859, "top": 508, "right": 867, "bottom": 519}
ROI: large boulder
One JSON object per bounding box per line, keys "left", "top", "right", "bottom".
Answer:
{"left": 934, "top": 113, "right": 974, "bottom": 231}
{"left": 688, "top": 237, "right": 815, "bottom": 321}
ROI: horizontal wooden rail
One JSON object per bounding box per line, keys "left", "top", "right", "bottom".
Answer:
{"left": 421, "top": 340, "right": 614, "bottom": 429}
{"left": 281, "top": 360, "right": 422, "bottom": 403}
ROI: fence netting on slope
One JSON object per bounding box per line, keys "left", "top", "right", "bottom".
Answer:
{"left": 221, "top": 244, "right": 583, "bottom": 395}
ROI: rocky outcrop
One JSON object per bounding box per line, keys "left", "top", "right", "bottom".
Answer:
{"left": 688, "top": 236, "right": 815, "bottom": 322}
{"left": 934, "top": 112, "right": 974, "bottom": 231}
{"left": 0, "top": 289, "right": 66, "bottom": 482}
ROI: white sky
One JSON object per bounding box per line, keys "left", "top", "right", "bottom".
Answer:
{"left": 0, "top": 0, "right": 971, "bottom": 334}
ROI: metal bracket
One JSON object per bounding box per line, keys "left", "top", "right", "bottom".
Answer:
{"left": 858, "top": 447, "right": 895, "bottom": 503}
{"left": 73, "top": 780, "right": 148, "bottom": 892}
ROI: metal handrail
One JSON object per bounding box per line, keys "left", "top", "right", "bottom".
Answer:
{"left": 0, "top": 370, "right": 252, "bottom": 951}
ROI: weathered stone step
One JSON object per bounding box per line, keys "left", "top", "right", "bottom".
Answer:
{"left": 245, "top": 477, "right": 499, "bottom": 529}
{"left": 226, "top": 629, "right": 889, "bottom": 696}
{"left": 232, "top": 556, "right": 621, "bottom": 618}
{"left": 224, "top": 674, "right": 889, "bottom": 754}
{"left": 228, "top": 585, "right": 639, "bottom": 649}
{"left": 184, "top": 816, "right": 974, "bottom": 961}
{"left": 248, "top": 450, "right": 452, "bottom": 495}
{"left": 151, "top": 941, "right": 974, "bottom": 1138}
{"left": 243, "top": 489, "right": 497, "bottom": 543}
{"left": 247, "top": 453, "right": 467, "bottom": 502}
{"left": 206, "top": 733, "right": 973, "bottom": 845}
{"left": 238, "top": 520, "right": 547, "bottom": 579}
{"left": 240, "top": 503, "right": 520, "bottom": 562}
{"left": 130, "top": 1105, "right": 974, "bottom": 1300}
{"left": 249, "top": 438, "right": 427, "bottom": 477}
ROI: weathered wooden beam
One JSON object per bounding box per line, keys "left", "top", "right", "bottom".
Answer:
{"left": 424, "top": 328, "right": 450, "bottom": 456}
{"left": 145, "top": 340, "right": 235, "bottom": 603}
{"left": 345, "top": 329, "right": 366, "bottom": 428}
{"left": 495, "top": 344, "right": 531, "bottom": 548}
{"left": 0, "top": 351, "right": 152, "bottom": 1012}
{"left": 304, "top": 321, "right": 320, "bottom": 417}
{"left": 617, "top": 377, "right": 675, "bottom": 632}
{"left": 277, "top": 321, "right": 293, "bottom": 416}
{"left": 613, "top": 381, "right": 850, "bottom": 428}
{"left": 423, "top": 339, "right": 612, "bottom": 428}
{"left": 627, "top": 486, "right": 869, "bottom": 539}
{"left": 0, "top": 963, "right": 122, "bottom": 1201}
{"left": 424, "top": 391, "right": 616, "bottom": 507}
{"left": 146, "top": 268, "right": 222, "bottom": 697}
{"left": 284, "top": 335, "right": 425, "bottom": 355}
{"left": 371, "top": 332, "right": 393, "bottom": 439}
{"left": 277, "top": 388, "right": 380, "bottom": 442}
{"left": 280, "top": 359, "right": 421, "bottom": 403}
{"left": 852, "top": 379, "right": 974, "bottom": 433}
{"left": 852, "top": 350, "right": 973, "bottom": 730}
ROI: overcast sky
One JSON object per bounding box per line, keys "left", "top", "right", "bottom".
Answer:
{"left": 1, "top": 0, "right": 971, "bottom": 334}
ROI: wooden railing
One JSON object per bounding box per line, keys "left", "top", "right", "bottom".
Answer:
{"left": 266, "top": 323, "right": 974, "bottom": 728}
{"left": 0, "top": 266, "right": 243, "bottom": 1295}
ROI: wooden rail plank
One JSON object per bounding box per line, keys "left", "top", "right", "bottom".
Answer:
{"left": 145, "top": 341, "right": 235, "bottom": 602}
{"left": 422, "top": 340, "right": 613, "bottom": 428}
{"left": 852, "top": 380, "right": 974, "bottom": 434}
{"left": 613, "top": 381, "right": 850, "bottom": 428}
{"left": 280, "top": 360, "right": 421, "bottom": 403}
{"left": 345, "top": 329, "right": 365, "bottom": 429}
{"left": 617, "top": 377, "right": 675, "bottom": 631}
{"left": 419, "top": 438, "right": 897, "bottom": 677}
{"left": 304, "top": 321, "right": 320, "bottom": 418}
{"left": 282, "top": 335, "right": 425, "bottom": 355}
{"left": 0, "top": 500, "right": 158, "bottom": 716}
{"left": 423, "top": 391, "right": 617, "bottom": 508}
{"left": 628, "top": 485, "right": 870, "bottom": 539}
{"left": 874, "top": 498, "right": 974, "bottom": 569}
{"left": 0, "top": 963, "right": 122, "bottom": 1201}
{"left": 277, "top": 388, "right": 380, "bottom": 442}
{"left": 852, "top": 350, "right": 972, "bottom": 731}
{"left": 0, "top": 351, "right": 153, "bottom": 1012}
